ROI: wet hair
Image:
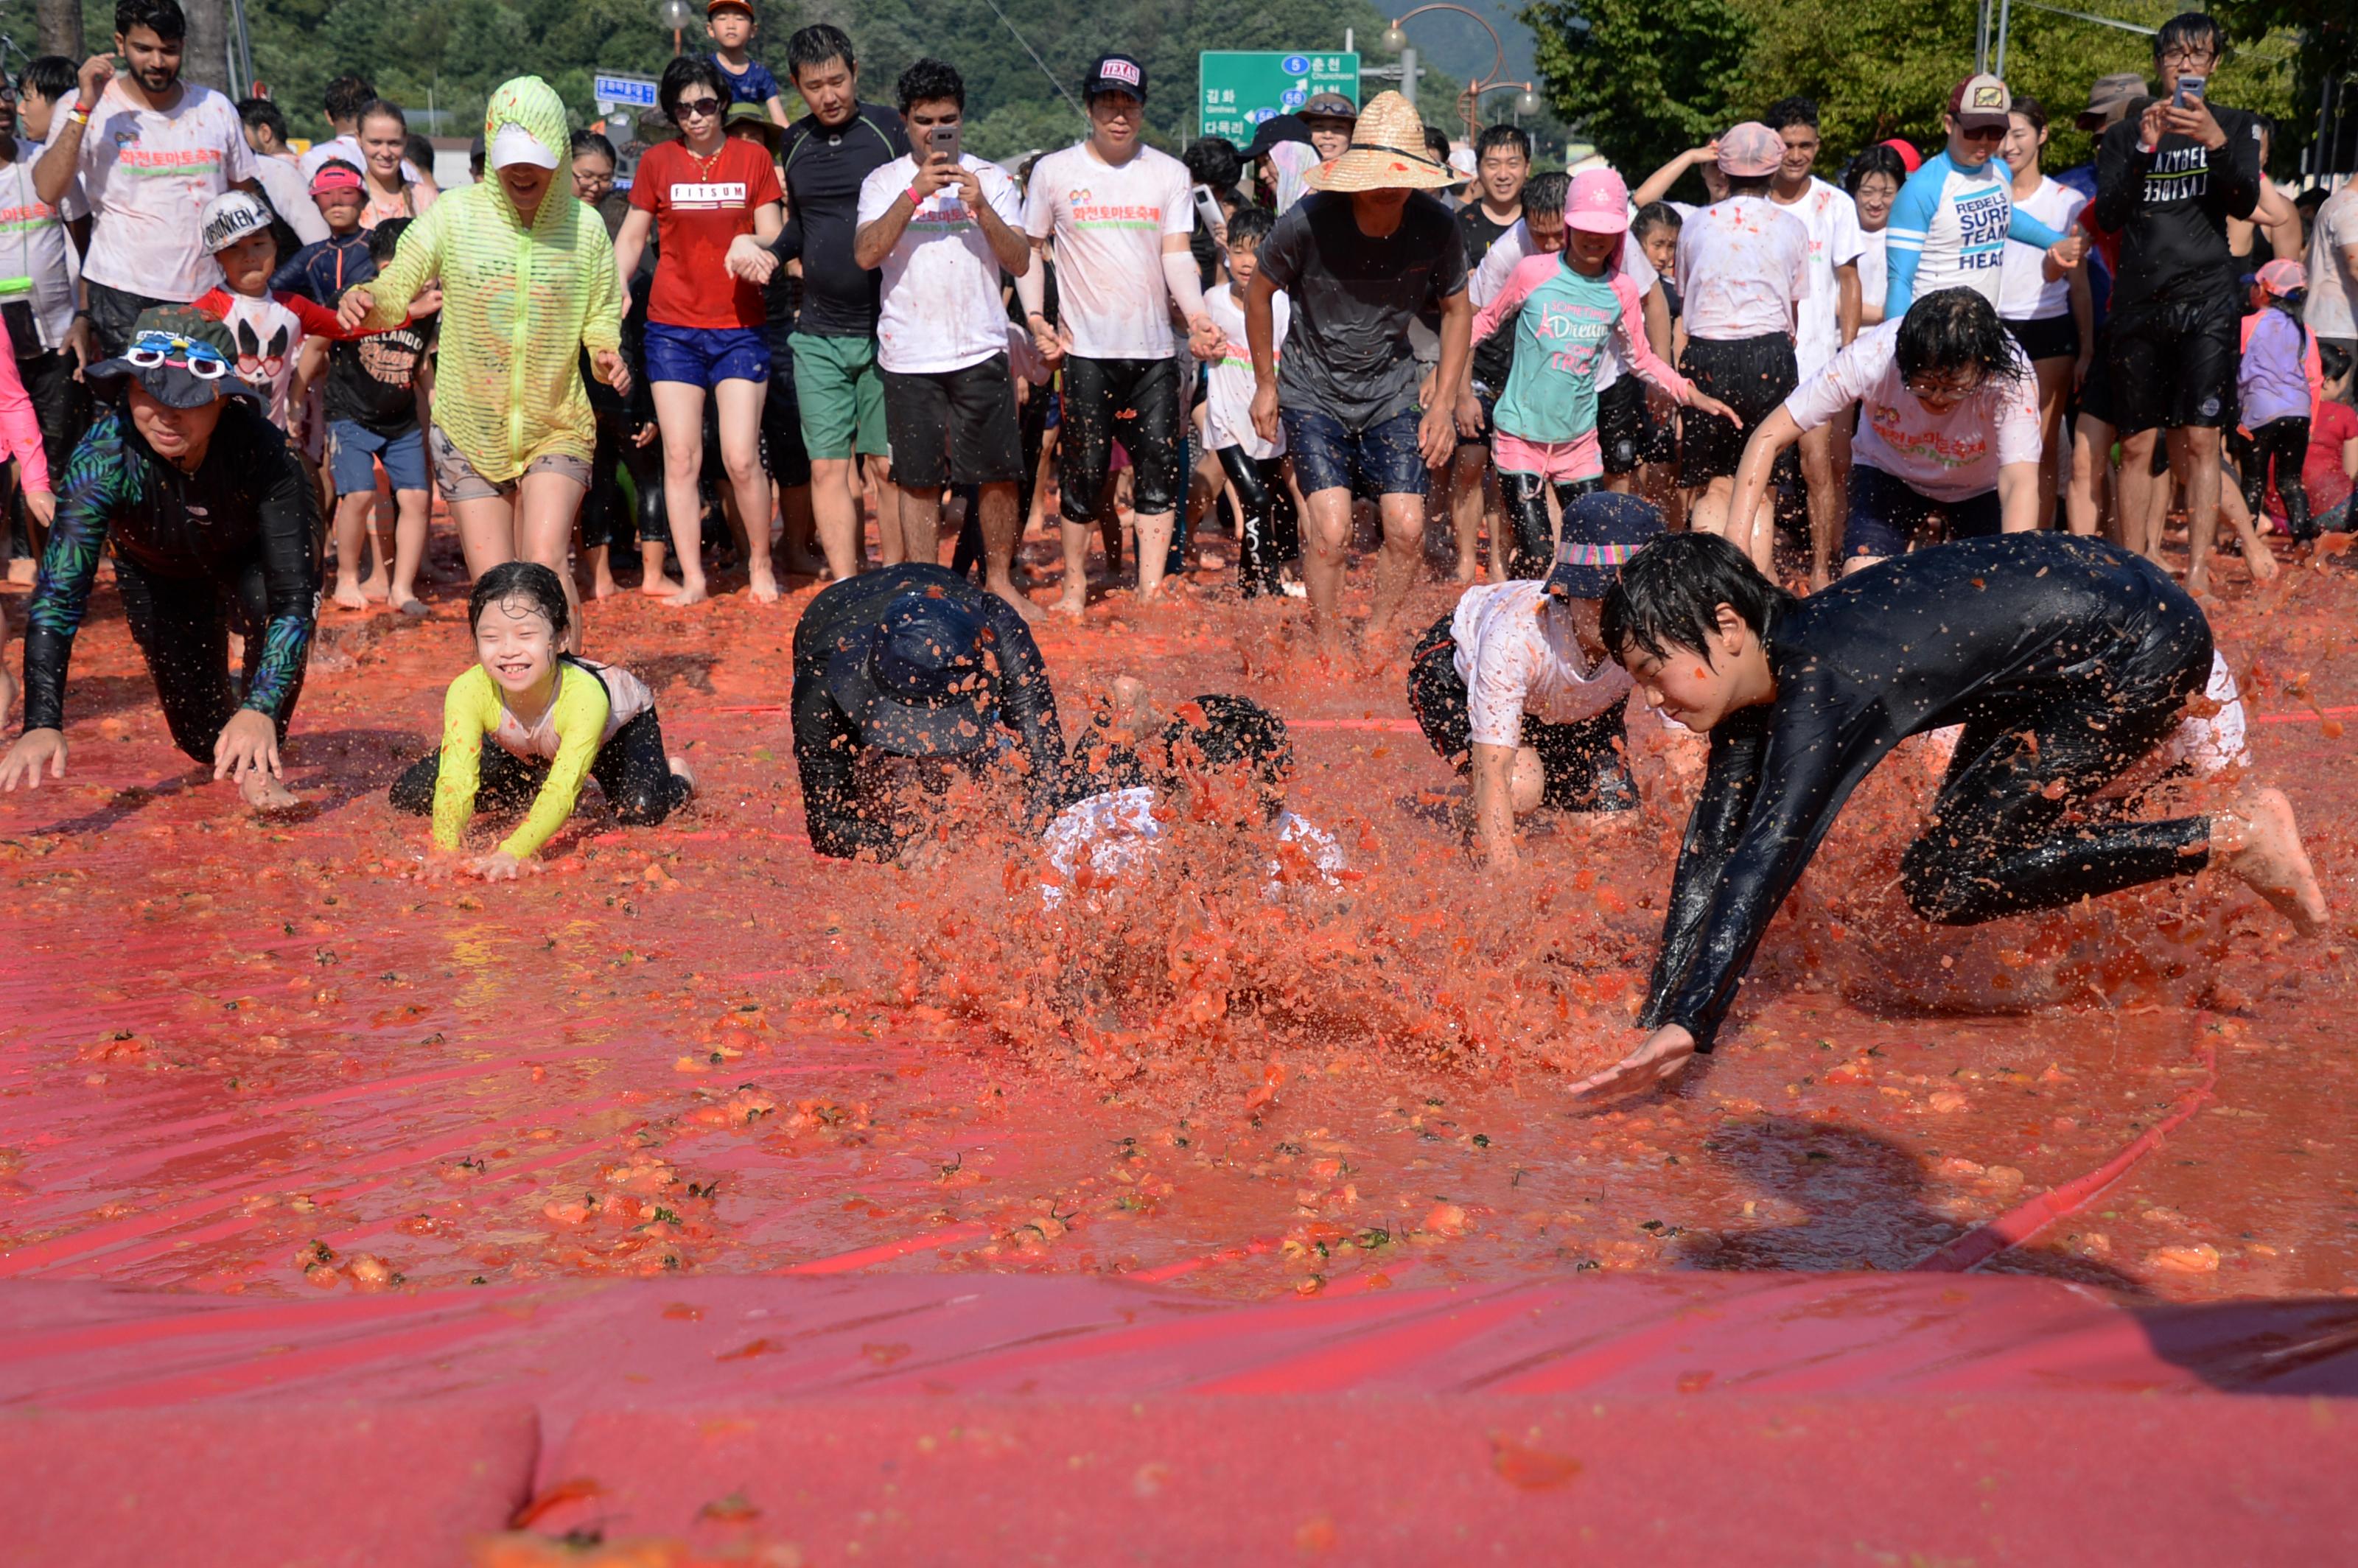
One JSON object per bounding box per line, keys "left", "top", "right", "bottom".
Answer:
{"left": 468, "top": 561, "right": 571, "bottom": 641}
{"left": 1763, "top": 96, "right": 1819, "bottom": 132}
{"left": 2153, "top": 11, "right": 2224, "bottom": 63}
{"left": 1161, "top": 696, "right": 1294, "bottom": 822}
{"left": 570, "top": 129, "right": 618, "bottom": 164}
{"left": 358, "top": 98, "right": 406, "bottom": 136}
{"left": 897, "top": 57, "right": 964, "bottom": 115}
{"left": 1844, "top": 142, "right": 1909, "bottom": 195}
{"left": 1523, "top": 171, "right": 1570, "bottom": 218}
{"left": 1184, "top": 137, "right": 1243, "bottom": 195}
{"left": 322, "top": 74, "right": 376, "bottom": 125}
{"left": 2320, "top": 342, "right": 2353, "bottom": 391}
{"left": 787, "top": 23, "right": 856, "bottom": 80}
{"left": 115, "top": 0, "right": 185, "bottom": 43}
{"left": 2011, "top": 94, "right": 2049, "bottom": 135}
{"left": 20, "top": 55, "right": 80, "bottom": 105}
{"left": 1895, "top": 287, "right": 2030, "bottom": 388}
{"left": 1424, "top": 125, "right": 1453, "bottom": 164}
{"left": 237, "top": 96, "right": 289, "bottom": 143}
{"left": 660, "top": 55, "right": 729, "bottom": 123}
{"left": 1631, "top": 200, "right": 1682, "bottom": 243}
{"left": 368, "top": 216, "right": 408, "bottom": 264}
{"left": 1476, "top": 123, "right": 1530, "bottom": 161}
{"left": 1600, "top": 531, "right": 1794, "bottom": 667}
{"left": 1225, "top": 203, "right": 1275, "bottom": 247}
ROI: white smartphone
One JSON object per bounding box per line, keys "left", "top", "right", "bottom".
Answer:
{"left": 1192, "top": 182, "right": 1225, "bottom": 236}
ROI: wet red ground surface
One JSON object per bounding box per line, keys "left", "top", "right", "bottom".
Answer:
{"left": 5, "top": 517, "right": 2358, "bottom": 1561}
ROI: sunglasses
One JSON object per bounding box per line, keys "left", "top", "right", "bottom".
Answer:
{"left": 674, "top": 97, "right": 724, "bottom": 119}
{"left": 1958, "top": 123, "right": 2007, "bottom": 141}
{"left": 126, "top": 331, "right": 231, "bottom": 379}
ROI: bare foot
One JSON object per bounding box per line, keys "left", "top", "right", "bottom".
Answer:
{"left": 590, "top": 573, "right": 620, "bottom": 600}
{"left": 2184, "top": 564, "right": 2213, "bottom": 598}
{"left": 667, "top": 579, "right": 712, "bottom": 608}
{"left": 640, "top": 571, "right": 685, "bottom": 599}
{"left": 778, "top": 547, "right": 831, "bottom": 578}
{"left": 1050, "top": 587, "right": 1087, "bottom": 618}
{"left": 987, "top": 578, "right": 1043, "bottom": 623}
{"left": 1453, "top": 555, "right": 1480, "bottom": 587}
{"left": 330, "top": 580, "right": 370, "bottom": 612}
{"left": 238, "top": 770, "right": 302, "bottom": 813}
{"left": 2220, "top": 786, "right": 2326, "bottom": 934}
{"left": 2242, "top": 542, "right": 2280, "bottom": 584}
{"left": 667, "top": 754, "right": 697, "bottom": 800}
{"left": 358, "top": 572, "right": 391, "bottom": 603}
{"left": 746, "top": 566, "right": 782, "bottom": 605}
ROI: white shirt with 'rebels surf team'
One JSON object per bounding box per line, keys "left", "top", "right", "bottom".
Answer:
{"left": 1021, "top": 141, "right": 1193, "bottom": 360}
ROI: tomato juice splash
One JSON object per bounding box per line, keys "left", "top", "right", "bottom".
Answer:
{"left": 1, "top": 524, "right": 2353, "bottom": 1305}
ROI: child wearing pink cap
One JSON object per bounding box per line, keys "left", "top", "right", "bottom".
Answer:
{"left": 1470, "top": 169, "right": 1737, "bottom": 578}
{"left": 2239, "top": 259, "right": 2317, "bottom": 539}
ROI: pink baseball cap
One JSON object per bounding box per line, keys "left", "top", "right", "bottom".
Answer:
{"left": 1880, "top": 137, "right": 1923, "bottom": 173}
{"left": 2256, "top": 259, "right": 2306, "bottom": 297}
{"left": 1716, "top": 122, "right": 1784, "bottom": 178}
{"left": 1565, "top": 167, "right": 1631, "bottom": 233}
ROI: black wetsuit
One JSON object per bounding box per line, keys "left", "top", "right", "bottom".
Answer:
{"left": 789, "top": 563, "right": 1066, "bottom": 859}
{"left": 20, "top": 399, "right": 318, "bottom": 760}
{"left": 1640, "top": 534, "right": 2213, "bottom": 1052}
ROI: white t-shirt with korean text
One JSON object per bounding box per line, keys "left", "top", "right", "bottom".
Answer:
{"left": 77, "top": 80, "right": 258, "bottom": 301}
{"left": 1022, "top": 141, "right": 1192, "bottom": 360}
{"left": 858, "top": 153, "right": 1024, "bottom": 375}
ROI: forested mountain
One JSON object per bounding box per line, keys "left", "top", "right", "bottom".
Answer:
{"left": 41, "top": 0, "right": 1564, "bottom": 161}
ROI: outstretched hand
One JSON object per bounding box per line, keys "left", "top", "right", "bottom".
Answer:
{"left": 1566, "top": 1024, "right": 1698, "bottom": 1103}
{"left": 1686, "top": 391, "right": 1743, "bottom": 429}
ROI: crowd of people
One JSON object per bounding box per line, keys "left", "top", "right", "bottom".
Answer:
{"left": 0, "top": 1, "right": 2347, "bottom": 1091}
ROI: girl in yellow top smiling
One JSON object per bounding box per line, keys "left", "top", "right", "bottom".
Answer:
{"left": 389, "top": 562, "right": 693, "bottom": 879}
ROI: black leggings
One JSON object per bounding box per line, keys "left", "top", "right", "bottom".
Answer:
{"left": 1498, "top": 472, "right": 1600, "bottom": 579}
{"left": 2241, "top": 416, "right": 2312, "bottom": 541}
{"left": 1216, "top": 447, "right": 1300, "bottom": 595}
{"left": 115, "top": 553, "right": 308, "bottom": 766}
{"left": 388, "top": 709, "right": 690, "bottom": 827}
{"left": 1899, "top": 617, "right": 2214, "bottom": 924}
{"left": 581, "top": 408, "right": 670, "bottom": 550}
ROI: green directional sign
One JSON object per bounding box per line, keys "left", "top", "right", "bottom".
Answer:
{"left": 1198, "top": 52, "right": 1361, "bottom": 143}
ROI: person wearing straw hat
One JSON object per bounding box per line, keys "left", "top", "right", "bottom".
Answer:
{"left": 1, "top": 305, "right": 318, "bottom": 812}
{"left": 1245, "top": 90, "right": 1478, "bottom": 664}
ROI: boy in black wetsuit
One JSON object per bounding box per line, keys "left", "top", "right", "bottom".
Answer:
{"left": 790, "top": 561, "right": 1066, "bottom": 863}
{"left": 1573, "top": 530, "right": 2324, "bottom": 1099}
{"left": 1, "top": 307, "right": 319, "bottom": 812}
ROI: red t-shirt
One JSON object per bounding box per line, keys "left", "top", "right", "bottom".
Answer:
{"left": 630, "top": 137, "right": 783, "bottom": 331}
{"left": 2305, "top": 400, "right": 2358, "bottom": 519}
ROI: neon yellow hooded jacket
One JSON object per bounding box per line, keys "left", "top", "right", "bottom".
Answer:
{"left": 363, "top": 77, "right": 621, "bottom": 483}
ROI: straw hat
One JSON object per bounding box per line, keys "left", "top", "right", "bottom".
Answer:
{"left": 1304, "top": 91, "right": 1458, "bottom": 192}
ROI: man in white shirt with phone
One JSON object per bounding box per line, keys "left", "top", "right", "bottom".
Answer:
{"left": 854, "top": 59, "right": 1034, "bottom": 617}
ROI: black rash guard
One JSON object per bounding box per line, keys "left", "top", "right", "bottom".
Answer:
{"left": 790, "top": 564, "right": 1066, "bottom": 860}
{"left": 777, "top": 102, "right": 909, "bottom": 338}
{"left": 2091, "top": 105, "right": 2262, "bottom": 312}
{"left": 1640, "top": 534, "right": 2214, "bottom": 1052}
{"left": 21, "top": 399, "right": 318, "bottom": 739}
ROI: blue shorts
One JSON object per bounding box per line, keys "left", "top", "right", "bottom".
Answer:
{"left": 644, "top": 321, "right": 772, "bottom": 389}
{"left": 327, "top": 420, "right": 427, "bottom": 495}
{"left": 1281, "top": 405, "right": 1429, "bottom": 499}
{"left": 1843, "top": 463, "right": 2003, "bottom": 561}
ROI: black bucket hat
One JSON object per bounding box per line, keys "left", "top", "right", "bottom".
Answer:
{"left": 1547, "top": 491, "right": 1665, "bottom": 600}
{"left": 825, "top": 589, "right": 1004, "bottom": 758}
{"left": 84, "top": 307, "right": 261, "bottom": 410}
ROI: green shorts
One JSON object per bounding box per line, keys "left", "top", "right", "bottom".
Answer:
{"left": 788, "top": 331, "right": 891, "bottom": 461}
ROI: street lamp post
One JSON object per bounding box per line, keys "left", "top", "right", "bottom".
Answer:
{"left": 658, "top": 0, "right": 696, "bottom": 57}
{"left": 1379, "top": 5, "right": 1541, "bottom": 145}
